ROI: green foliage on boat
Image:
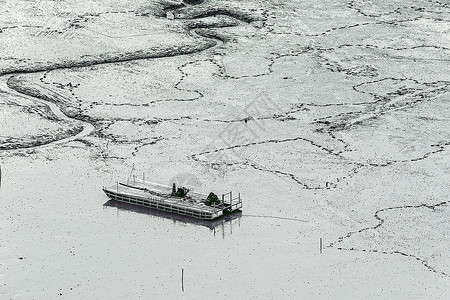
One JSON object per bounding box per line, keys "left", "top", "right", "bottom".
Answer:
{"left": 176, "top": 187, "right": 189, "bottom": 197}
{"left": 206, "top": 192, "right": 220, "bottom": 206}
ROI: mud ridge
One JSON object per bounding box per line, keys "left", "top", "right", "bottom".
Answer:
{"left": 0, "top": 42, "right": 215, "bottom": 78}
{"left": 192, "top": 152, "right": 363, "bottom": 190}
{"left": 311, "top": 75, "right": 450, "bottom": 162}
{"left": 329, "top": 200, "right": 450, "bottom": 276}
{"left": 1, "top": 2, "right": 258, "bottom": 153}
{"left": 347, "top": 0, "right": 401, "bottom": 18}
{"left": 0, "top": 127, "right": 83, "bottom": 151}
{"left": 174, "top": 7, "right": 258, "bottom": 23}
{"left": 193, "top": 136, "right": 342, "bottom": 158}
{"left": 244, "top": 161, "right": 363, "bottom": 190}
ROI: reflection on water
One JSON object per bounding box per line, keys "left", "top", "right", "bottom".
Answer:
{"left": 103, "top": 200, "right": 242, "bottom": 235}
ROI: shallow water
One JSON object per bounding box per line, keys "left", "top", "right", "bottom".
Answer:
{"left": 0, "top": 150, "right": 317, "bottom": 299}
{"left": 2, "top": 147, "right": 448, "bottom": 299}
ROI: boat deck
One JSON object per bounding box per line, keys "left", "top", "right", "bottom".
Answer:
{"left": 103, "top": 179, "right": 242, "bottom": 220}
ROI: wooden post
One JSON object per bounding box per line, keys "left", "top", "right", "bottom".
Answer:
{"left": 320, "top": 238, "right": 323, "bottom": 254}
{"left": 181, "top": 268, "right": 184, "bottom": 292}
{"left": 117, "top": 181, "right": 119, "bottom": 193}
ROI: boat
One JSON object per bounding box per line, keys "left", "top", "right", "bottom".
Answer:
{"left": 102, "top": 177, "right": 242, "bottom": 220}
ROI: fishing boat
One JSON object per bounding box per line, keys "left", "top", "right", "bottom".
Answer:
{"left": 102, "top": 177, "right": 242, "bottom": 220}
